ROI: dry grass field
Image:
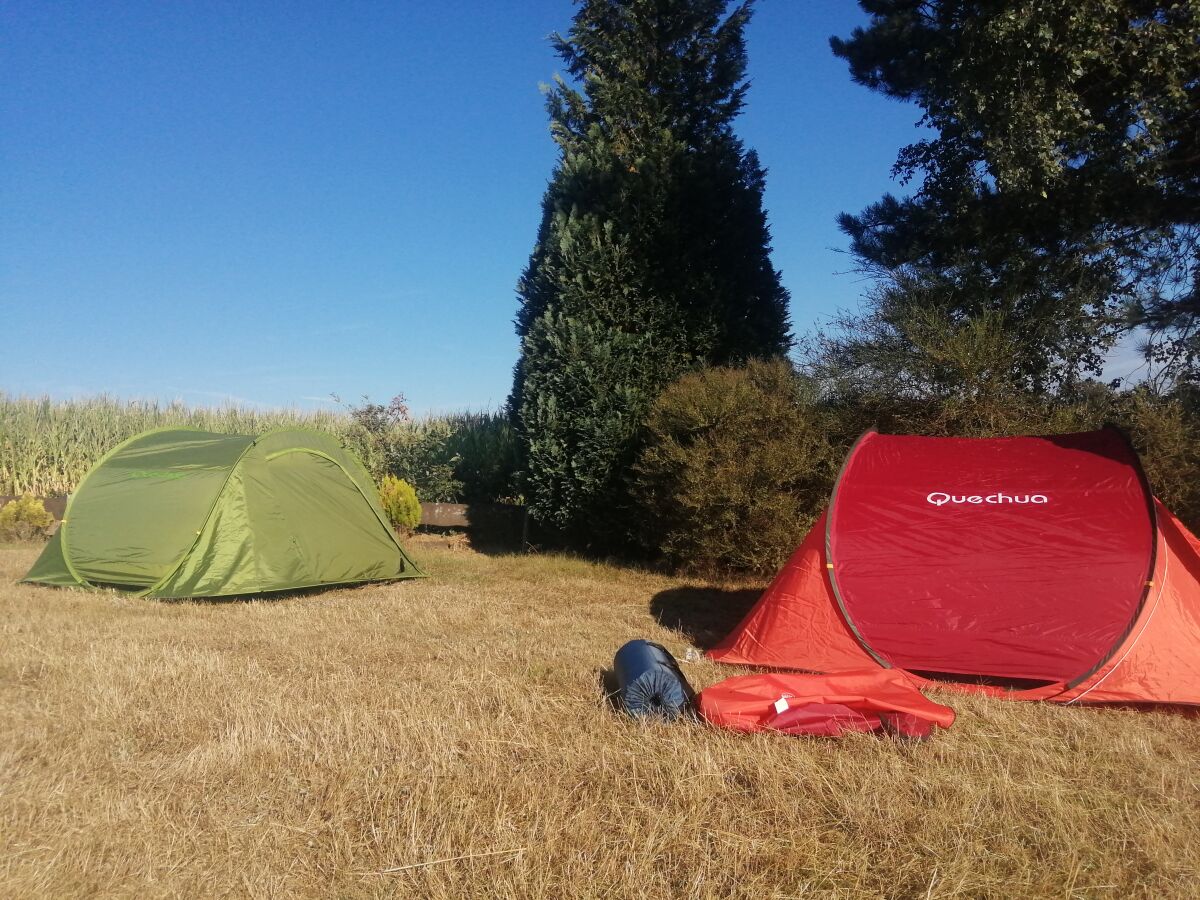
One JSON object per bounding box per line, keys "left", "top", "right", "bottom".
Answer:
{"left": 1, "top": 536, "right": 1198, "bottom": 899}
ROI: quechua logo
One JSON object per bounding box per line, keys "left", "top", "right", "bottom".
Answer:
{"left": 926, "top": 492, "right": 1048, "bottom": 506}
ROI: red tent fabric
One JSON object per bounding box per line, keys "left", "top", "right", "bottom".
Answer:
{"left": 697, "top": 669, "right": 956, "bottom": 738}
{"left": 710, "top": 429, "right": 1200, "bottom": 706}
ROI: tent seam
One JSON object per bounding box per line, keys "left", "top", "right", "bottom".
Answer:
{"left": 58, "top": 425, "right": 213, "bottom": 589}
{"left": 258, "top": 428, "right": 422, "bottom": 571}
{"left": 1063, "top": 425, "right": 1160, "bottom": 691}
{"left": 137, "top": 436, "right": 264, "bottom": 597}
{"left": 1067, "top": 540, "right": 1169, "bottom": 705}
{"left": 261, "top": 447, "right": 424, "bottom": 576}
{"left": 824, "top": 428, "right": 892, "bottom": 669}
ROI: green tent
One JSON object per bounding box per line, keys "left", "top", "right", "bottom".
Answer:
{"left": 23, "top": 427, "right": 423, "bottom": 598}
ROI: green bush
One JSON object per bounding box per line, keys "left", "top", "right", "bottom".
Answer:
{"left": 339, "top": 397, "right": 519, "bottom": 503}
{"left": 338, "top": 394, "right": 413, "bottom": 485}
{"left": 385, "top": 418, "right": 464, "bottom": 503}
{"left": 444, "top": 411, "right": 521, "bottom": 503}
{"left": 379, "top": 475, "right": 421, "bottom": 533}
{"left": 632, "top": 359, "right": 841, "bottom": 575}
{"left": 0, "top": 495, "right": 55, "bottom": 541}
{"left": 1101, "top": 388, "right": 1200, "bottom": 529}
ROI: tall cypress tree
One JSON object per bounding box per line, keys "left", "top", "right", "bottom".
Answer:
{"left": 512, "top": 0, "right": 791, "bottom": 543}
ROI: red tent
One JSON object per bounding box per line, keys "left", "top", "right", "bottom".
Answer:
{"left": 709, "top": 428, "right": 1200, "bottom": 705}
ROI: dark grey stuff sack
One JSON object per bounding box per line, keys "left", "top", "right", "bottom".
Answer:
{"left": 612, "top": 639, "right": 696, "bottom": 719}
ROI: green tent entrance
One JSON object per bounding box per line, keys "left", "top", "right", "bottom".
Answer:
{"left": 23, "top": 428, "right": 423, "bottom": 598}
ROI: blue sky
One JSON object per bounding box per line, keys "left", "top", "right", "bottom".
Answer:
{"left": 1, "top": 1, "right": 928, "bottom": 414}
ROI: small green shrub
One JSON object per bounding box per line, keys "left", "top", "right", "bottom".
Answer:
{"left": 1105, "top": 388, "right": 1200, "bottom": 528}
{"left": 0, "top": 495, "right": 55, "bottom": 541}
{"left": 379, "top": 475, "right": 421, "bottom": 533}
{"left": 444, "top": 411, "right": 521, "bottom": 502}
{"left": 339, "top": 394, "right": 412, "bottom": 483}
{"left": 632, "top": 359, "right": 841, "bottom": 575}
{"left": 385, "top": 418, "right": 464, "bottom": 503}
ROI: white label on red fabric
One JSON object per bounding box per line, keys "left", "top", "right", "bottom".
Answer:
{"left": 773, "top": 696, "right": 790, "bottom": 714}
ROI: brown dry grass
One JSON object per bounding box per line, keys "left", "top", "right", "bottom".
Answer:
{"left": 1, "top": 537, "right": 1198, "bottom": 899}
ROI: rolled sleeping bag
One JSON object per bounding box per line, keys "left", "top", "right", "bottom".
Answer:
{"left": 612, "top": 640, "right": 695, "bottom": 719}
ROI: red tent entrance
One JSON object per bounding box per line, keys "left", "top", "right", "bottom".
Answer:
{"left": 710, "top": 428, "right": 1200, "bottom": 705}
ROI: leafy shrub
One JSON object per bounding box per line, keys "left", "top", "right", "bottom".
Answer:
{"left": 338, "top": 394, "right": 412, "bottom": 484}
{"left": 632, "top": 360, "right": 840, "bottom": 575}
{"left": 515, "top": 315, "right": 684, "bottom": 544}
{"left": 379, "top": 475, "right": 421, "bottom": 533}
{"left": 444, "top": 411, "right": 522, "bottom": 503}
{"left": 1102, "top": 388, "right": 1200, "bottom": 529}
{"left": 341, "top": 397, "right": 519, "bottom": 504}
{"left": 0, "top": 495, "right": 55, "bottom": 541}
{"left": 385, "top": 418, "right": 464, "bottom": 503}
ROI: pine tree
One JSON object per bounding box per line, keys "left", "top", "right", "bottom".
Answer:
{"left": 512, "top": 0, "right": 791, "bottom": 543}
{"left": 829, "top": 0, "right": 1200, "bottom": 392}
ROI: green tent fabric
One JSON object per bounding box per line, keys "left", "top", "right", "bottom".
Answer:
{"left": 23, "top": 427, "right": 423, "bottom": 598}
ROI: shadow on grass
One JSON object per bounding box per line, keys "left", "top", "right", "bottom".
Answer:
{"left": 598, "top": 668, "right": 622, "bottom": 712}
{"left": 156, "top": 578, "right": 419, "bottom": 605}
{"left": 415, "top": 503, "right": 530, "bottom": 556}
{"left": 649, "top": 586, "right": 762, "bottom": 651}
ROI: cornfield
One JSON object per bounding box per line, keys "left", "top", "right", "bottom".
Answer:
{"left": 0, "top": 394, "right": 519, "bottom": 502}
{"left": 0, "top": 394, "right": 343, "bottom": 496}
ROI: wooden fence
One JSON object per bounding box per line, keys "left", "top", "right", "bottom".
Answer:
{"left": 419, "top": 502, "right": 529, "bottom": 549}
